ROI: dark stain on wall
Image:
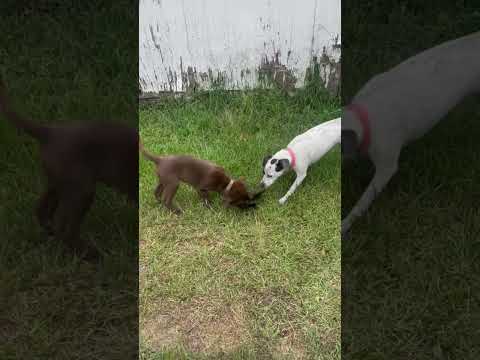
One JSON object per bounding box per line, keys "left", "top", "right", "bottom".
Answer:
{"left": 173, "top": 59, "right": 232, "bottom": 93}
{"left": 141, "top": 30, "right": 340, "bottom": 96}
{"left": 304, "top": 45, "right": 341, "bottom": 97}
{"left": 257, "top": 50, "right": 297, "bottom": 92}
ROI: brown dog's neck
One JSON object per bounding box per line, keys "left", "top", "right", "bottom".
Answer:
{"left": 224, "top": 179, "right": 235, "bottom": 194}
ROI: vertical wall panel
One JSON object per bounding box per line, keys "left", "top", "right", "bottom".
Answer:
{"left": 139, "top": 0, "right": 341, "bottom": 94}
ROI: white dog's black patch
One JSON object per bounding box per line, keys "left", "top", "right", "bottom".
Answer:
{"left": 275, "top": 159, "right": 290, "bottom": 172}
{"left": 262, "top": 155, "right": 272, "bottom": 171}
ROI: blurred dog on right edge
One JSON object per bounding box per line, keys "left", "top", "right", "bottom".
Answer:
{"left": 341, "top": 31, "right": 480, "bottom": 236}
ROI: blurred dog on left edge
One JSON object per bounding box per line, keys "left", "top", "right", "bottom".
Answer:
{"left": 0, "top": 80, "right": 138, "bottom": 258}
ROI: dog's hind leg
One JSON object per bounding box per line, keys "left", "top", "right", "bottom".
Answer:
{"left": 154, "top": 182, "right": 164, "bottom": 201}
{"left": 55, "top": 182, "right": 96, "bottom": 258}
{"left": 161, "top": 181, "right": 182, "bottom": 214}
{"left": 279, "top": 170, "right": 307, "bottom": 205}
{"left": 36, "top": 185, "right": 59, "bottom": 239}
{"left": 341, "top": 157, "right": 398, "bottom": 236}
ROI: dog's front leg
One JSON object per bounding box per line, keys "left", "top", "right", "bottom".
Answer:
{"left": 36, "top": 185, "right": 59, "bottom": 239}
{"left": 197, "top": 189, "right": 212, "bottom": 208}
{"left": 279, "top": 170, "right": 307, "bottom": 204}
{"left": 341, "top": 164, "right": 397, "bottom": 235}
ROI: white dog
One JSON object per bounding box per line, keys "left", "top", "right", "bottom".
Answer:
{"left": 341, "top": 31, "right": 480, "bottom": 235}
{"left": 260, "top": 118, "right": 341, "bottom": 204}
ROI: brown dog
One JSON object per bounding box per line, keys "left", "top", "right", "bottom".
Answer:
{"left": 0, "top": 80, "right": 138, "bottom": 256}
{"left": 140, "top": 143, "right": 260, "bottom": 213}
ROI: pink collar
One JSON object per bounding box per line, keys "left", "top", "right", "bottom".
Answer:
{"left": 345, "top": 103, "right": 371, "bottom": 153}
{"left": 286, "top": 147, "right": 296, "bottom": 169}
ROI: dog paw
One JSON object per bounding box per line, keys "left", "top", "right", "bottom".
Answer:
{"left": 203, "top": 201, "right": 213, "bottom": 209}
{"left": 278, "top": 197, "right": 287, "bottom": 205}
{"left": 41, "top": 226, "right": 55, "bottom": 241}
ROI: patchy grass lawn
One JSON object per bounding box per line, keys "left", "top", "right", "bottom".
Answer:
{"left": 139, "top": 90, "right": 341, "bottom": 359}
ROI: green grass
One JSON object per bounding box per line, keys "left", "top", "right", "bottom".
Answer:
{"left": 0, "top": 3, "right": 138, "bottom": 359}
{"left": 139, "top": 90, "right": 341, "bottom": 359}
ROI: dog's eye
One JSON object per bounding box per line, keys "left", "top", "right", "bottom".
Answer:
{"left": 270, "top": 159, "right": 277, "bottom": 164}
{"left": 266, "top": 175, "right": 272, "bottom": 178}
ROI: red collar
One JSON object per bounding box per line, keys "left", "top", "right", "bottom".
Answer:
{"left": 286, "top": 147, "right": 296, "bottom": 168}
{"left": 345, "top": 103, "right": 371, "bottom": 153}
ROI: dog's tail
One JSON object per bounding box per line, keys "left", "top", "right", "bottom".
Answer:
{"left": 0, "top": 80, "right": 50, "bottom": 142}
{"left": 139, "top": 140, "right": 161, "bottom": 164}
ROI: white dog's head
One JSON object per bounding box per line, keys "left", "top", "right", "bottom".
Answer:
{"left": 260, "top": 151, "right": 291, "bottom": 189}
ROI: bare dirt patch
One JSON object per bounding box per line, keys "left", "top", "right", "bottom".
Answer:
{"left": 252, "top": 288, "right": 308, "bottom": 359}
{"left": 274, "top": 332, "right": 306, "bottom": 360}
{"left": 141, "top": 297, "right": 250, "bottom": 354}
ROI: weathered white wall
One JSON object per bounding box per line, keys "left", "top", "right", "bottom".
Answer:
{"left": 139, "top": 0, "right": 341, "bottom": 94}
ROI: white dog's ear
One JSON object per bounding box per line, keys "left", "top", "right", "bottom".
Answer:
{"left": 275, "top": 159, "right": 290, "bottom": 172}
{"left": 262, "top": 155, "right": 272, "bottom": 168}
